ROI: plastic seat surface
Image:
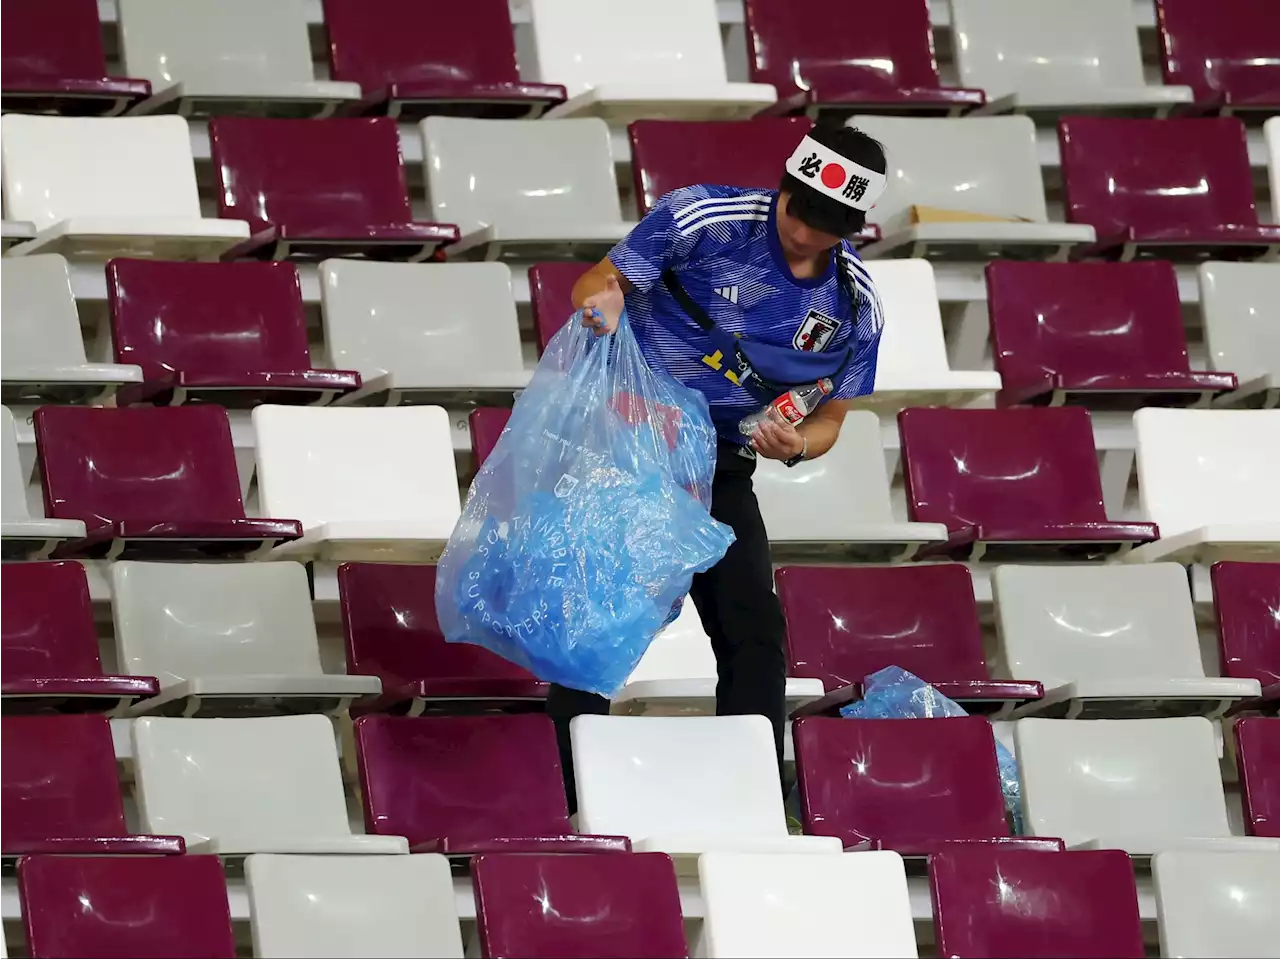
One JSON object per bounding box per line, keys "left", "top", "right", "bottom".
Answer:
{"left": 1235, "top": 718, "right": 1280, "bottom": 838}
{"left": 1, "top": 406, "right": 86, "bottom": 559}
{"left": 1212, "top": 562, "right": 1280, "bottom": 710}
{"left": 528, "top": 262, "right": 590, "bottom": 355}
{"left": 1152, "top": 850, "right": 1280, "bottom": 959}
{"left": 1199, "top": 261, "right": 1280, "bottom": 409}
{"left": 1155, "top": 0, "right": 1280, "bottom": 109}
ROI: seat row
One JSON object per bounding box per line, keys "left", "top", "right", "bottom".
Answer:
{"left": 4, "top": 0, "right": 1277, "bottom": 122}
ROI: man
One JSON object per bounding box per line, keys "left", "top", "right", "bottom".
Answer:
{"left": 553, "top": 123, "right": 889, "bottom": 794}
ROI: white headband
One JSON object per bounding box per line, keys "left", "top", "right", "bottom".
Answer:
{"left": 785, "top": 135, "right": 887, "bottom": 212}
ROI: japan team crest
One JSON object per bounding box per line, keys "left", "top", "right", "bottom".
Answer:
{"left": 793, "top": 309, "right": 842, "bottom": 352}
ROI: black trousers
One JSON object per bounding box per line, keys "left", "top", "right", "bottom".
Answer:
{"left": 547, "top": 440, "right": 788, "bottom": 809}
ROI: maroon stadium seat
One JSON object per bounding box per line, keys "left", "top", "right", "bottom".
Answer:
{"left": 1235, "top": 718, "right": 1279, "bottom": 837}
{"left": 469, "top": 407, "right": 512, "bottom": 472}
{"left": 1213, "top": 562, "right": 1280, "bottom": 715}
{"left": 1156, "top": 0, "right": 1280, "bottom": 113}
{"left": 528, "top": 262, "right": 591, "bottom": 355}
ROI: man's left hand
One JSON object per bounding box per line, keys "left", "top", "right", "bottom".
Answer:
{"left": 750, "top": 418, "right": 805, "bottom": 461}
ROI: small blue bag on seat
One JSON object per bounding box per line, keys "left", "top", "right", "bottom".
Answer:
{"left": 435, "top": 310, "right": 734, "bottom": 697}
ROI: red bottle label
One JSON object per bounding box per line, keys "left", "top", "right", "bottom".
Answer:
{"left": 772, "top": 394, "right": 805, "bottom": 425}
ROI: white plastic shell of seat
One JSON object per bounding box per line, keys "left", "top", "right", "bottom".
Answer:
{"left": 245, "top": 854, "right": 464, "bottom": 959}
{"left": 993, "top": 564, "right": 1261, "bottom": 719}
{"left": 1266, "top": 119, "right": 1279, "bottom": 223}
{"left": 951, "top": 0, "right": 1193, "bottom": 116}
{"left": 570, "top": 714, "right": 842, "bottom": 861}
{"left": 697, "top": 851, "right": 918, "bottom": 959}
{"left": 1200, "top": 262, "right": 1280, "bottom": 410}
{"left": 753, "top": 410, "right": 948, "bottom": 561}
{"left": 252, "top": 405, "right": 461, "bottom": 564}
{"left": 132, "top": 715, "right": 409, "bottom": 856}
{"left": 0, "top": 405, "right": 85, "bottom": 557}
{"left": 1125, "top": 409, "right": 1280, "bottom": 564}
{"left": 1152, "top": 850, "right": 1280, "bottom": 959}
{"left": 612, "top": 598, "right": 824, "bottom": 714}
{"left": 531, "top": 0, "right": 776, "bottom": 122}
{"left": 1, "top": 255, "right": 143, "bottom": 403}
{"left": 850, "top": 115, "right": 1095, "bottom": 261}
{"left": 0, "top": 115, "right": 249, "bottom": 259}
{"left": 119, "top": 0, "right": 360, "bottom": 118}
{"left": 111, "top": 561, "right": 381, "bottom": 717}
{"left": 1014, "top": 716, "right": 1280, "bottom": 856}
{"left": 320, "top": 260, "right": 528, "bottom": 406}
{"left": 863, "top": 259, "right": 1002, "bottom": 406}
{"left": 1, "top": 219, "right": 35, "bottom": 250}
{"left": 420, "top": 117, "right": 629, "bottom": 260}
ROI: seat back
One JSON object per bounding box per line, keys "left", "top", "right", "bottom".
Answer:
{"left": 468, "top": 408, "right": 512, "bottom": 469}
{"left": 987, "top": 261, "right": 1193, "bottom": 383}
{"left": 794, "top": 716, "right": 1010, "bottom": 847}
{"left": 1, "top": 254, "right": 90, "bottom": 370}
{"left": 473, "top": 853, "right": 687, "bottom": 959}
{"left": 1059, "top": 117, "right": 1260, "bottom": 235}
{"left": 866, "top": 259, "right": 953, "bottom": 383}
{"left": 132, "top": 715, "right": 353, "bottom": 845}
{"left": 849, "top": 115, "right": 1050, "bottom": 229}
{"left": 0, "top": 0, "right": 111, "bottom": 84}
{"left": 208, "top": 117, "right": 414, "bottom": 234}
{"left": 699, "top": 851, "right": 916, "bottom": 959}
{"left": 320, "top": 260, "right": 523, "bottom": 382}
{"left": 421, "top": 117, "right": 622, "bottom": 234}
{"left": 1134, "top": 409, "right": 1280, "bottom": 535}
{"left": 0, "top": 115, "right": 203, "bottom": 228}
{"left": 1234, "top": 718, "right": 1278, "bottom": 838}
{"left": 1, "top": 406, "right": 33, "bottom": 521}
{"left": 2, "top": 714, "right": 129, "bottom": 847}
{"left": 18, "top": 855, "right": 234, "bottom": 959}
{"left": 34, "top": 405, "right": 247, "bottom": 530}
{"left": 1, "top": 560, "right": 103, "bottom": 681}
{"left": 119, "top": 0, "right": 317, "bottom": 91}
{"left": 107, "top": 259, "right": 313, "bottom": 381}
{"left": 744, "top": 0, "right": 944, "bottom": 101}
{"left": 354, "top": 714, "right": 573, "bottom": 844}
{"left": 899, "top": 407, "right": 1109, "bottom": 530}
{"left": 755, "top": 410, "right": 896, "bottom": 539}
{"left": 571, "top": 714, "right": 788, "bottom": 840}
{"left": 1211, "top": 562, "right": 1280, "bottom": 688}
{"left": 994, "top": 564, "right": 1204, "bottom": 687}
{"left": 528, "top": 261, "right": 589, "bottom": 354}
{"left": 323, "top": 0, "right": 521, "bottom": 91}
{"left": 1199, "top": 261, "right": 1280, "bottom": 382}
{"left": 246, "top": 853, "right": 464, "bottom": 959}
{"left": 950, "top": 0, "right": 1150, "bottom": 99}
{"left": 112, "top": 562, "right": 322, "bottom": 686}
{"left": 1015, "top": 716, "right": 1230, "bottom": 847}
{"left": 1152, "top": 850, "right": 1280, "bottom": 958}
{"left": 338, "top": 563, "right": 540, "bottom": 695}
{"left": 623, "top": 598, "right": 714, "bottom": 685}
{"left": 930, "top": 848, "right": 1145, "bottom": 959}
{"left": 252, "top": 405, "right": 460, "bottom": 534}
{"left": 1155, "top": 0, "right": 1280, "bottom": 103}
{"left": 777, "top": 564, "right": 987, "bottom": 689}
{"left": 629, "top": 118, "right": 810, "bottom": 217}
{"left": 529, "top": 0, "right": 736, "bottom": 96}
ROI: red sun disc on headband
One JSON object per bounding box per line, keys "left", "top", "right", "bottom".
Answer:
{"left": 820, "top": 163, "right": 845, "bottom": 189}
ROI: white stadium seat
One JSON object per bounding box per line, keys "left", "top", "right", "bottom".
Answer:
{"left": 252, "top": 405, "right": 461, "bottom": 563}
{"left": 1, "top": 254, "right": 143, "bottom": 405}
{"left": 118, "top": 0, "right": 361, "bottom": 118}
{"left": 698, "top": 851, "right": 918, "bottom": 959}
{"left": 1266, "top": 118, "right": 1279, "bottom": 223}
{"left": 951, "top": 0, "right": 1193, "bottom": 117}
{"left": 1126, "top": 409, "right": 1280, "bottom": 564}
{"left": 753, "top": 410, "right": 948, "bottom": 562}
{"left": 0, "top": 405, "right": 85, "bottom": 561}
{"left": 863, "top": 259, "right": 1002, "bottom": 407}
{"left": 532, "top": 0, "right": 776, "bottom": 122}
{"left": 1, "top": 219, "right": 35, "bottom": 251}
{"left": 245, "top": 854, "right": 464, "bottom": 959}
{"left": 111, "top": 561, "right": 381, "bottom": 717}
{"left": 132, "top": 714, "right": 409, "bottom": 856}
{"left": 850, "top": 115, "right": 1095, "bottom": 261}
{"left": 1152, "top": 850, "right": 1280, "bottom": 959}
{"left": 1200, "top": 262, "right": 1280, "bottom": 410}
{"left": 994, "top": 563, "right": 1261, "bottom": 719}
{"left": 321, "top": 260, "right": 528, "bottom": 407}
{"left": 571, "top": 714, "right": 842, "bottom": 862}
{"left": 0, "top": 115, "right": 248, "bottom": 259}
{"left": 1015, "top": 716, "right": 1280, "bottom": 856}
{"left": 421, "top": 117, "right": 630, "bottom": 260}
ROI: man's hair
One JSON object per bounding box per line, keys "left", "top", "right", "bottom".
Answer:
{"left": 780, "top": 124, "right": 887, "bottom": 238}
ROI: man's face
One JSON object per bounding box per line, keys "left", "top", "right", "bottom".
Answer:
{"left": 776, "top": 190, "right": 844, "bottom": 260}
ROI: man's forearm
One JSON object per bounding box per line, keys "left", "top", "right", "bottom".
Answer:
{"left": 797, "top": 399, "right": 853, "bottom": 459}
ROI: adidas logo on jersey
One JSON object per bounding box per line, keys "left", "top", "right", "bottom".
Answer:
{"left": 714, "top": 286, "right": 739, "bottom": 304}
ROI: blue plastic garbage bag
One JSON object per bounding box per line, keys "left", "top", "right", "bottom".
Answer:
{"left": 841, "top": 666, "right": 1025, "bottom": 834}
{"left": 435, "top": 310, "right": 735, "bottom": 697}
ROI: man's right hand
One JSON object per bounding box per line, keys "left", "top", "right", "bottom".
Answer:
{"left": 581, "top": 274, "right": 624, "bottom": 335}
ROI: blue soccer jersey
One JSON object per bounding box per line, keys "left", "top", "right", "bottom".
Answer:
{"left": 607, "top": 185, "right": 884, "bottom": 443}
